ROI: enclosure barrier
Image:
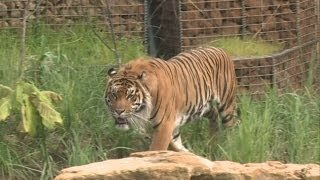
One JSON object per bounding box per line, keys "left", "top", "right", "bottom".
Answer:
{"left": 0, "top": 0, "right": 318, "bottom": 96}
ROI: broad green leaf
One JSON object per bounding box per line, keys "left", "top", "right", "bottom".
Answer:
{"left": 36, "top": 101, "right": 63, "bottom": 130}
{"left": 19, "top": 82, "right": 40, "bottom": 95}
{"left": 0, "top": 84, "right": 13, "bottom": 98}
{"left": 16, "top": 82, "right": 39, "bottom": 105}
{"left": 15, "top": 82, "right": 24, "bottom": 105}
{"left": 20, "top": 94, "right": 41, "bottom": 137}
{"left": 40, "top": 91, "right": 63, "bottom": 103}
{"left": 0, "top": 84, "right": 13, "bottom": 121}
{"left": 0, "top": 97, "right": 12, "bottom": 121}
{"left": 16, "top": 81, "right": 63, "bottom": 131}
{"left": 30, "top": 91, "right": 63, "bottom": 130}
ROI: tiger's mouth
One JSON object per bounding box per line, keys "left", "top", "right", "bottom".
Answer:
{"left": 115, "top": 117, "right": 130, "bottom": 130}
{"left": 116, "top": 117, "right": 128, "bottom": 124}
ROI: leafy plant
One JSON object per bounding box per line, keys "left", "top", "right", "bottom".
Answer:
{"left": 0, "top": 82, "right": 63, "bottom": 179}
{"left": 0, "top": 82, "right": 63, "bottom": 136}
{"left": 0, "top": 85, "right": 14, "bottom": 121}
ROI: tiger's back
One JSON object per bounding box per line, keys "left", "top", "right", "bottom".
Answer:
{"left": 105, "top": 47, "right": 237, "bottom": 152}
{"left": 166, "top": 47, "right": 237, "bottom": 125}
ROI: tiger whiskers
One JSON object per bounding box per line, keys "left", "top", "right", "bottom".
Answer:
{"left": 128, "top": 117, "right": 143, "bottom": 129}
{"left": 132, "top": 113, "right": 150, "bottom": 124}
{"left": 130, "top": 114, "right": 151, "bottom": 134}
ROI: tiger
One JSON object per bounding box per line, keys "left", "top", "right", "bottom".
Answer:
{"left": 105, "top": 46, "right": 237, "bottom": 152}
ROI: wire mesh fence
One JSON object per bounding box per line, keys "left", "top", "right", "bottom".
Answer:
{"left": 0, "top": 0, "right": 145, "bottom": 37}
{"left": 0, "top": 0, "right": 319, "bottom": 96}
{"left": 234, "top": 40, "right": 318, "bottom": 98}
{"left": 180, "top": 0, "right": 318, "bottom": 49}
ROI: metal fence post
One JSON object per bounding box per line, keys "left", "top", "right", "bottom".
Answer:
{"left": 316, "top": 0, "right": 319, "bottom": 37}
{"left": 296, "top": 0, "right": 304, "bottom": 87}
{"left": 271, "top": 56, "right": 277, "bottom": 89}
{"left": 241, "top": 0, "right": 247, "bottom": 39}
{"left": 296, "top": 0, "right": 301, "bottom": 47}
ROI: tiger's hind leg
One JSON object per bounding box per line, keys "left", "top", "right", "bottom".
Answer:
{"left": 219, "top": 99, "right": 239, "bottom": 128}
{"left": 204, "top": 100, "right": 238, "bottom": 140}
{"left": 204, "top": 106, "right": 220, "bottom": 138}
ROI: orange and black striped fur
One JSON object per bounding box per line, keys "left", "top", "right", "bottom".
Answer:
{"left": 105, "top": 47, "right": 237, "bottom": 152}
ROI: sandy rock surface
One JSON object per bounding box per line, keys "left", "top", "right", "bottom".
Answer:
{"left": 55, "top": 151, "right": 320, "bottom": 180}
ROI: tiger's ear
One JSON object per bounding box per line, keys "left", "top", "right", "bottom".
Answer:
{"left": 108, "top": 68, "right": 118, "bottom": 77}
{"left": 137, "top": 71, "right": 146, "bottom": 80}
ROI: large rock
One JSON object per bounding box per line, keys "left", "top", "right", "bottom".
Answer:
{"left": 55, "top": 151, "right": 320, "bottom": 180}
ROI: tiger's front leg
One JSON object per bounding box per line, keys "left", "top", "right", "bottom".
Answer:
{"left": 149, "top": 120, "right": 176, "bottom": 151}
{"left": 170, "top": 134, "right": 189, "bottom": 152}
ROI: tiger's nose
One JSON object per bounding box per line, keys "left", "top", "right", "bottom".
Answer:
{"left": 115, "top": 108, "right": 125, "bottom": 115}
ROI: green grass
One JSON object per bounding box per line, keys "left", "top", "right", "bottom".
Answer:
{"left": 0, "top": 24, "right": 146, "bottom": 179}
{"left": 209, "top": 37, "right": 283, "bottom": 57}
{"left": 0, "top": 25, "right": 319, "bottom": 179}
{"left": 182, "top": 89, "right": 320, "bottom": 163}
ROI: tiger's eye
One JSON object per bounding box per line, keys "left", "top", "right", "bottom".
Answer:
{"left": 111, "top": 89, "right": 116, "bottom": 95}
{"left": 127, "top": 93, "right": 135, "bottom": 100}
{"left": 106, "top": 98, "right": 111, "bottom": 103}
{"left": 127, "top": 89, "right": 135, "bottom": 99}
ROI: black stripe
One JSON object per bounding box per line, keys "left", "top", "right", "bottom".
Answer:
{"left": 153, "top": 119, "right": 162, "bottom": 129}
{"left": 150, "top": 85, "right": 161, "bottom": 120}
{"left": 150, "top": 103, "right": 160, "bottom": 120}
{"left": 172, "top": 131, "right": 180, "bottom": 140}
{"left": 186, "top": 102, "right": 193, "bottom": 114}
{"left": 218, "top": 103, "right": 225, "bottom": 113}
{"left": 172, "top": 61, "right": 189, "bottom": 105}
{"left": 187, "top": 53, "right": 202, "bottom": 104}
{"left": 182, "top": 57, "right": 200, "bottom": 104}
{"left": 222, "top": 114, "right": 233, "bottom": 123}
{"left": 176, "top": 56, "right": 198, "bottom": 104}
{"left": 153, "top": 101, "right": 170, "bottom": 129}
{"left": 167, "top": 65, "right": 175, "bottom": 82}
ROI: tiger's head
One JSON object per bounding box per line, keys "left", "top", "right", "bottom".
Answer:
{"left": 105, "top": 59, "right": 154, "bottom": 131}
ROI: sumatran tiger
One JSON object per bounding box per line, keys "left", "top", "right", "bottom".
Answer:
{"left": 105, "top": 47, "right": 237, "bottom": 152}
